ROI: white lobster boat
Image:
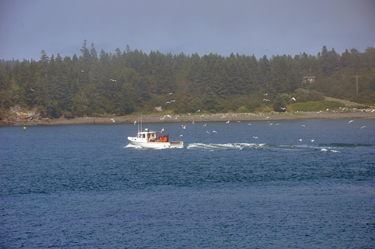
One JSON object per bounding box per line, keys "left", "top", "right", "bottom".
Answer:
{"left": 128, "top": 128, "right": 183, "bottom": 149}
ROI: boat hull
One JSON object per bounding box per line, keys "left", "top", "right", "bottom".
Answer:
{"left": 128, "top": 137, "right": 183, "bottom": 149}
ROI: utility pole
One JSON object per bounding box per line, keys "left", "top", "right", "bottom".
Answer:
{"left": 354, "top": 75, "right": 360, "bottom": 94}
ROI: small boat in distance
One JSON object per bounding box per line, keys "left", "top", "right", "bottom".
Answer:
{"left": 128, "top": 128, "right": 183, "bottom": 149}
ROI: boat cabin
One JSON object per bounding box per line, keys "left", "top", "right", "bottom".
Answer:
{"left": 137, "top": 128, "right": 169, "bottom": 142}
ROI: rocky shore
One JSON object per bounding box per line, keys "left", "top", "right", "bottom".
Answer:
{"left": 2, "top": 109, "right": 375, "bottom": 127}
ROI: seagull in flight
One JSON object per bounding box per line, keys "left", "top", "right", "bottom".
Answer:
{"left": 110, "top": 118, "right": 115, "bottom": 123}
{"left": 203, "top": 123, "right": 207, "bottom": 126}
{"left": 212, "top": 131, "right": 217, "bottom": 133}
{"left": 206, "top": 131, "right": 210, "bottom": 134}
{"left": 226, "top": 121, "right": 230, "bottom": 124}
{"left": 348, "top": 120, "right": 354, "bottom": 124}
{"left": 361, "top": 126, "right": 366, "bottom": 129}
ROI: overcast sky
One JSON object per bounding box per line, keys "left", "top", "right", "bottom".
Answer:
{"left": 1, "top": 0, "right": 374, "bottom": 61}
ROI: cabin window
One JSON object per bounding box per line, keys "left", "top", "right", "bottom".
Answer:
{"left": 143, "top": 134, "right": 145, "bottom": 138}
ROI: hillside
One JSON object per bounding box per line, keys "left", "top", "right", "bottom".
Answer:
{"left": 1, "top": 42, "right": 374, "bottom": 120}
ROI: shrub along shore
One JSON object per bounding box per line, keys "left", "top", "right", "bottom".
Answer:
{"left": 2, "top": 110, "right": 375, "bottom": 127}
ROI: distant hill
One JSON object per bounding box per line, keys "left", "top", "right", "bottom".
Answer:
{"left": 1, "top": 41, "right": 374, "bottom": 119}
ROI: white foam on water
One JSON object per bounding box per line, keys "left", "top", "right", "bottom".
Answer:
{"left": 187, "top": 143, "right": 264, "bottom": 150}
{"left": 124, "top": 143, "right": 142, "bottom": 149}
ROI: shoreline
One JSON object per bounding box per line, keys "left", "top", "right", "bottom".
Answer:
{"left": 2, "top": 111, "right": 375, "bottom": 127}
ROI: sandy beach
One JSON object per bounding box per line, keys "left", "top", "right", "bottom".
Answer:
{"left": 2, "top": 110, "right": 375, "bottom": 127}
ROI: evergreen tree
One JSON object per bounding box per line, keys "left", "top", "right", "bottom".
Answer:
{"left": 1, "top": 42, "right": 375, "bottom": 119}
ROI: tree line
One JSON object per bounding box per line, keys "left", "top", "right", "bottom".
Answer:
{"left": 1, "top": 40, "right": 374, "bottom": 118}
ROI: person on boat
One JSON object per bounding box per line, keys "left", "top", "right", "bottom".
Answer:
{"left": 164, "top": 135, "right": 167, "bottom": 142}
{"left": 159, "top": 135, "right": 163, "bottom": 142}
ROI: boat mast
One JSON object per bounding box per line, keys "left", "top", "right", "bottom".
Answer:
{"left": 137, "top": 112, "right": 140, "bottom": 132}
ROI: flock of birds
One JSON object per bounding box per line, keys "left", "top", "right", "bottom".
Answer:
{"left": 348, "top": 119, "right": 366, "bottom": 129}
{"left": 262, "top": 95, "right": 296, "bottom": 111}
{"left": 174, "top": 118, "right": 367, "bottom": 144}
{"left": 74, "top": 89, "right": 368, "bottom": 141}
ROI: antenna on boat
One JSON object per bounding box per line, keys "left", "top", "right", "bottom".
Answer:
{"left": 141, "top": 112, "right": 142, "bottom": 132}
{"left": 137, "top": 112, "right": 140, "bottom": 132}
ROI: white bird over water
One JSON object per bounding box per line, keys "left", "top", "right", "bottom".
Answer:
{"left": 203, "top": 123, "right": 207, "bottom": 126}
{"left": 206, "top": 131, "right": 210, "bottom": 134}
{"left": 212, "top": 131, "right": 217, "bottom": 133}
{"left": 226, "top": 120, "right": 230, "bottom": 123}
{"left": 361, "top": 126, "right": 366, "bottom": 129}
{"left": 110, "top": 118, "right": 115, "bottom": 123}
{"left": 134, "top": 120, "right": 136, "bottom": 125}
{"left": 182, "top": 125, "right": 186, "bottom": 129}
{"left": 348, "top": 120, "right": 354, "bottom": 124}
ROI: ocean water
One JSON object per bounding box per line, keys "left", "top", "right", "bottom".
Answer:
{"left": 1, "top": 119, "right": 374, "bottom": 248}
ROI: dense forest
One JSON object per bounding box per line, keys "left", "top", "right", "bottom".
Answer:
{"left": 1, "top": 40, "right": 374, "bottom": 118}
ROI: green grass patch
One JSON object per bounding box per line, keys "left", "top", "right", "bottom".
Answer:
{"left": 253, "top": 104, "right": 273, "bottom": 112}
{"left": 287, "top": 101, "right": 345, "bottom": 111}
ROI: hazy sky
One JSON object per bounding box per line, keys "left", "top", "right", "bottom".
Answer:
{"left": 1, "top": 0, "right": 374, "bottom": 61}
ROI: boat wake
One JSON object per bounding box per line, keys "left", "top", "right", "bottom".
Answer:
{"left": 124, "top": 143, "right": 143, "bottom": 149}
{"left": 187, "top": 143, "right": 265, "bottom": 150}
{"left": 186, "top": 142, "right": 375, "bottom": 153}
{"left": 125, "top": 142, "right": 374, "bottom": 153}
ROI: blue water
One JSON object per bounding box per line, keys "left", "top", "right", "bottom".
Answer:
{"left": 1, "top": 119, "right": 375, "bottom": 248}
